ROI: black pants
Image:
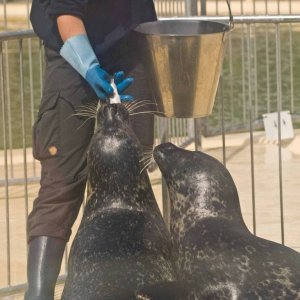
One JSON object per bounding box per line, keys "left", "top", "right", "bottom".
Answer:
{"left": 27, "top": 46, "right": 154, "bottom": 242}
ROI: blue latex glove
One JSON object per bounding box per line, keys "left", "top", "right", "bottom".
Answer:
{"left": 114, "top": 71, "right": 134, "bottom": 102}
{"left": 60, "top": 34, "right": 133, "bottom": 101}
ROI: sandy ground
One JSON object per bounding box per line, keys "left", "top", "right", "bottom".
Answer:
{"left": 1, "top": 129, "right": 300, "bottom": 299}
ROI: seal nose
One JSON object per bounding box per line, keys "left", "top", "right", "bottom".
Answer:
{"left": 102, "top": 104, "right": 118, "bottom": 121}
{"left": 153, "top": 142, "right": 178, "bottom": 165}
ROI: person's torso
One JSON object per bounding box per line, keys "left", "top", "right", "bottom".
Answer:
{"left": 30, "top": 0, "right": 157, "bottom": 57}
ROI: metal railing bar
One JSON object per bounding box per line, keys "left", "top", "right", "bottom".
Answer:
{"left": 247, "top": 24, "right": 256, "bottom": 236}
{"left": 229, "top": 33, "right": 234, "bottom": 128}
{"left": 266, "top": 25, "right": 271, "bottom": 113}
{"left": 19, "top": 38, "right": 30, "bottom": 244}
{"left": 288, "top": 0, "right": 294, "bottom": 114}
{"left": 175, "top": 117, "right": 179, "bottom": 146}
{"left": 2, "top": 0, "right": 8, "bottom": 29}
{"left": 275, "top": 24, "right": 285, "bottom": 245}
{"left": 161, "top": 15, "right": 300, "bottom": 24}
{"left": 28, "top": 39, "right": 37, "bottom": 177}
{"left": 26, "top": 0, "right": 31, "bottom": 29}
{"left": 253, "top": 25, "right": 258, "bottom": 119}
{"left": 39, "top": 39, "right": 44, "bottom": 99}
{"left": 4, "top": 41, "right": 14, "bottom": 179}
{"left": 241, "top": 25, "right": 246, "bottom": 123}
{"left": 240, "top": 0, "right": 244, "bottom": 15}
{"left": 220, "top": 77, "right": 226, "bottom": 166}
{"left": 289, "top": 25, "right": 294, "bottom": 113}
{"left": 0, "top": 15, "right": 300, "bottom": 44}
{"left": 1, "top": 41, "right": 11, "bottom": 286}
{"left": 0, "top": 30, "right": 35, "bottom": 42}
{"left": 0, "top": 177, "right": 40, "bottom": 187}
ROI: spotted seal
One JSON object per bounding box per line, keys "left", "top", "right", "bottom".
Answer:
{"left": 154, "top": 142, "right": 300, "bottom": 299}
{"left": 61, "top": 104, "right": 180, "bottom": 299}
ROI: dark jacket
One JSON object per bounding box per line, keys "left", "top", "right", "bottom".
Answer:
{"left": 30, "top": 0, "right": 157, "bottom": 57}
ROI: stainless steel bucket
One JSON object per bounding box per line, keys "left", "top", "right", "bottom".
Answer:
{"left": 134, "top": 1, "right": 233, "bottom": 118}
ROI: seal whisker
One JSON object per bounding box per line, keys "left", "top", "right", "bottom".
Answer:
{"left": 125, "top": 100, "right": 155, "bottom": 112}
{"left": 125, "top": 98, "right": 152, "bottom": 106}
{"left": 129, "top": 111, "right": 161, "bottom": 116}
{"left": 142, "top": 146, "right": 154, "bottom": 153}
{"left": 127, "top": 103, "right": 157, "bottom": 114}
{"left": 76, "top": 116, "right": 95, "bottom": 130}
{"left": 125, "top": 99, "right": 153, "bottom": 108}
{"left": 139, "top": 154, "right": 153, "bottom": 163}
{"left": 72, "top": 112, "right": 96, "bottom": 118}
{"left": 77, "top": 103, "right": 98, "bottom": 111}
{"left": 122, "top": 99, "right": 139, "bottom": 110}
{"left": 66, "top": 111, "right": 97, "bottom": 120}
{"left": 141, "top": 151, "right": 154, "bottom": 158}
{"left": 140, "top": 150, "right": 153, "bottom": 158}
{"left": 75, "top": 106, "right": 98, "bottom": 113}
{"left": 75, "top": 107, "right": 97, "bottom": 113}
{"left": 127, "top": 103, "right": 155, "bottom": 112}
{"left": 140, "top": 157, "right": 155, "bottom": 174}
{"left": 122, "top": 100, "right": 141, "bottom": 109}
{"left": 139, "top": 150, "right": 155, "bottom": 173}
{"left": 74, "top": 104, "right": 98, "bottom": 118}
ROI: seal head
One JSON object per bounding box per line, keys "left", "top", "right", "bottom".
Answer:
{"left": 154, "top": 142, "right": 300, "bottom": 299}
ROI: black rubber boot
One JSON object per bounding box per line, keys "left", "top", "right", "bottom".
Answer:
{"left": 24, "top": 236, "right": 66, "bottom": 300}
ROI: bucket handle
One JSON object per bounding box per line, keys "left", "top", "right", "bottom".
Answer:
{"left": 225, "top": 0, "right": 234, "bottom": 30}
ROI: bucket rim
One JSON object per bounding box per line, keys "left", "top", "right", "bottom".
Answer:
{"left": 134, "top": 19, "right": 231, "bottom": 37}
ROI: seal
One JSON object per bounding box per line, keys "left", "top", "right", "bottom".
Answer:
{"left": 61, "top": 104, "right": 180, "bottom": 300}
{"left": 154, "top": 142, "right": 300, "bottom": 299}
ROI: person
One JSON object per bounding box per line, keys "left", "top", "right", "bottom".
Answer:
{"left": 25, "top": 1, "right": 157, "bottom": 299}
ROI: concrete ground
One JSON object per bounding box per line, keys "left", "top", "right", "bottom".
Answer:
{"left": 1, "top": 129, "right": 300, "bottom": 299}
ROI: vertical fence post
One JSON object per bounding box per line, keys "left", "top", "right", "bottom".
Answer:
{"left": 185, "top": 0, "right": 203, "bottom": 151}
{"left": 1, "top": 40, "right": 11, "bottom": 287}
{"left": 247, "top": 24, "right": 257, "bottom": 236}
{"left": 159, "top": 117, "right": 170, "bottom": 228}
{"left": 275, "top": 23, "right": 285, "bottom": 245}
{"left": 185, "top": 0, "right": 198, "bottom": 16}
{"left": 201, "top": 0, "right": 207, "bottom": 15}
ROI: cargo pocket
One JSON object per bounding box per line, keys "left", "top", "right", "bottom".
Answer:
{"left": 32, "top": 93, "right": 60, "bottom": 161}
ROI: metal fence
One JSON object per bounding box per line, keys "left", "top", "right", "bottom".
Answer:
{"left": 155, "top": 0, "right": 300, "bottom": 16}
{"left": 1, "top": 1, "right": 300, "bottom": 297}
{"left": 1, "top": 1, "right": 300, "bottom": 30}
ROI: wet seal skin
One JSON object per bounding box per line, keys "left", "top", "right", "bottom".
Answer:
{"left": 61, "top": 104, "right": 182, "bottom": 300}
{"left": 154, "top": 142, "right": 300, "bottom": 300}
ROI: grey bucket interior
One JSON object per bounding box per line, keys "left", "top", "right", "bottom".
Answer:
{"left": 135, "top": 20, "right": 230, "bottom": 36}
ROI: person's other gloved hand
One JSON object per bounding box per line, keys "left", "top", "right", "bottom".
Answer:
{"left": 114, "top": 71, "right": 134, "bottom": 102}
{"left": 60, "top": 34, "right": 133, "bottom": 101}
